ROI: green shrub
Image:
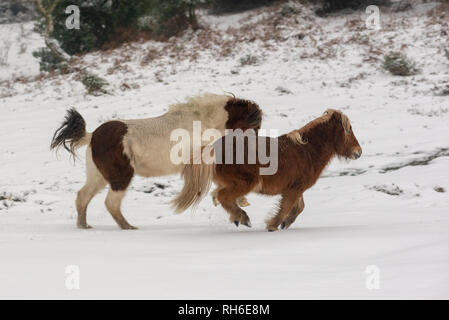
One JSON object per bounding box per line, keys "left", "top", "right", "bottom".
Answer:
{"left": 81, "top": 73, "right": 109, "bottom": 95}
{"left": 210, "top": 0, "right": 276, "bottom": 14}
{"left": 149, "top": 1, "right": 190, "bottom": 38}
{"left": 147, "top": 0, "right": 202, "bottom": 38}
{"left": 35, "top": 0, "right": 155, "bottom": 55}
{"left": 239, "top": 54, "right": 259, "bottom": 66}
{"left": 316, "top": 0, "right": 392, "bottom": 15}
{"left": 32, "top": 48, "right": 63, "bottom": 72}
{"left": 279, "top": 3, "right": 300, "bottom": 16}
{"left": 382, "top": 52, "right": 418, "bottom": 76}
{"left": 34, "top": 0, "right": 204, "bottom": 54}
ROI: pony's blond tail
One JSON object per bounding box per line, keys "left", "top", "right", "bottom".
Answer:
{"left": 172, "top": 152, "right": 216, "bottom": 213}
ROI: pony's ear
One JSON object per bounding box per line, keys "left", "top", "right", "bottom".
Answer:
{"left": 323, "top": 108, "right": 338, "bottom": 118}
{"left": 340, "top": 113, "right": 351, "bottom": 133}
{"left": 324, "top": 109, "right": 351, "bottom": 133}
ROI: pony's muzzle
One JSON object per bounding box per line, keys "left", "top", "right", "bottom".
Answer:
{"left": 351, "top": 148, "right": 362, "bottom": 160}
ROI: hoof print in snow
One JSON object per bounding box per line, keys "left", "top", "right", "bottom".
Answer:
{"left": 434, "top": 186, "right": 446, "bottom": 193}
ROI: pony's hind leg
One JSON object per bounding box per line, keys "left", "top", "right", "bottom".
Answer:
{"left": 281, "top": 195, "right": 305, "bottom": 230}
{"left": 105, "top": 189, "right": 137, "bottom": 230}
{"left": 90, "top": 120, "right": 135, "bottom": 229}
{"left": 212, "top": 184, "right": 250, "bottom": 208}
{"left": 266, "top": 190, "right": 300, "bottom": 232}
{"left": 76, "top": 179, "right": 106, "bottom": 228}
{"left": 217, "top": 187, "right": 252, "bottom": 227}
{"left": 76, "top": 149, "right": 107, "bottom": 229}
{"left": 211, "top": 185, "right": 222, "bottom": 207}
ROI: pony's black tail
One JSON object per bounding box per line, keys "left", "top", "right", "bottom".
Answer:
{"left": 50, "top": 108, "right": 91, "bottom": 158}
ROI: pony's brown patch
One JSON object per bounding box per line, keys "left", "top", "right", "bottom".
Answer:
{"left": 91, "top": 121, "right": 134, "bottom": 191}
{"left": 224, "top": 98, "right": 262, "bottom": 131}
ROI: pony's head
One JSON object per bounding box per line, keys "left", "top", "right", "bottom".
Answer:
{"left": 224, "top": 98, "right": 262, "bottom": 131}
{"left": 323, "top": 109, "right": 362, "bottom": 160}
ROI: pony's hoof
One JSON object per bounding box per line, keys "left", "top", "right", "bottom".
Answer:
{"left": 281, "top": 221, "right": 286, "bottom": 229}
{"left": 242, "top": 221, "right": 252, "bottom": 228}
{"left": 121, "top": 225, "right": 138, "bottom": 230}
{"left": 241, "top": 217, "right": 252, "bottom": 228}
{"left": 234, "top": 220, "right": 239, "bottom": 227}
{"left": 266, "top": 225, "right": 278, "bottom": 232}
{"left": 212, "top": 197, "right": 219, "bottom": 207}
{"left": 77, "top": 224, "right": 92, "bottom": 229}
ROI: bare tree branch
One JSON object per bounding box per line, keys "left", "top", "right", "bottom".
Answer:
{"left": 35, "top": 0, "right": 71, "bottom": 62}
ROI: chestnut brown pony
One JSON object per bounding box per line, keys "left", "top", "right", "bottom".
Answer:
{"left": 175, "top": 109, "right": 362, "bottom": 231}
{"left": 50, "top": 94, "right": 262, "bottom": 230}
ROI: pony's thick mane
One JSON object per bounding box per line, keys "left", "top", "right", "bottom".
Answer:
{"left": 298, "top": 109, "right": 351, "bottom": 134}
{"left": 167, "top": 93, "right": 230, "bottom": 114}
{"left": 286, "top": 109, "right": 351, "bottom": 145}
{"left": 287, "top": 131, "right": 307, "bottom": 145}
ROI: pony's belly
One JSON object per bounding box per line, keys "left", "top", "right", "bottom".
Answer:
{"left": 132, "top": 155, "right": 181, "bottom": 177}
{"left": 134, "top": 164, "right": 181, "bottom": 177}
{"left": 257, "top": 175, "right": 288, "bottom": 195}
{"left": 124, "top": 134, "right": 182, "bottom": 177}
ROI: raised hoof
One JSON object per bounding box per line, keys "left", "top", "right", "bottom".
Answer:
{"left": 234, "top": 220, "right": 239, "bottom": 227}
{"left": 77, "top": 224, "right": 92, "bottom": 229}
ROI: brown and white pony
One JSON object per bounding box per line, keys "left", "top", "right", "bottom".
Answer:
{"left": 50, "top": 94, "right": 262, "bottom": 229}
{"left": 174, "top": 109, "right": 362, "bottom": 231}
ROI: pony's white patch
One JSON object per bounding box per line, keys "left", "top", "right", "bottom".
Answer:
{"left": 122, "top": 94, "right": 230, "bottom": 177}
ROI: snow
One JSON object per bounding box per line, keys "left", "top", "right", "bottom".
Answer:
{"left": 0, "top": 22, "right": 44, "bottom": 81}
{"left": 0, "top": 2, "right": 448, "bottom": 299}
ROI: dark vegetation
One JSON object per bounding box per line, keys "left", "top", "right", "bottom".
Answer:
{"left": 30, "top": 0, "right": 446, "bottom": 94}
{"left": 31, "top": 0, "right": 406, "bottom": 69}
{"left": 317, "top": 0, "right": 392, "bottom": 15}
{"left": 382, "top": 52, "right": 418, "bottom": 76}
{"left": 209, "top": 0, "right": 277, "bottom": 14}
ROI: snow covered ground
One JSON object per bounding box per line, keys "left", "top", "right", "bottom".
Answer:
{"left": 0, "top": 2, "right": 448, "bottom": 299}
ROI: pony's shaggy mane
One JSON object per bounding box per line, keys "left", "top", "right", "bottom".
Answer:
{"left": 167, "top": 93, "right": 230, "bottom": 114}
{"left": 286, "top": 131, "right": 307, "bottom": 145}
{"left": 290, "top": 109, "right": 352, "bottom": 138}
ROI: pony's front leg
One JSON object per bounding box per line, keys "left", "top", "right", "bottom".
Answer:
{"left": 281, "top": 195, "right": 305, "bottom": 230}
{"left": 266, "top": 190, "right": 299, "bottom": 232}
{"left": 216, "top": 187, "right": 252, "bottom": 227}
